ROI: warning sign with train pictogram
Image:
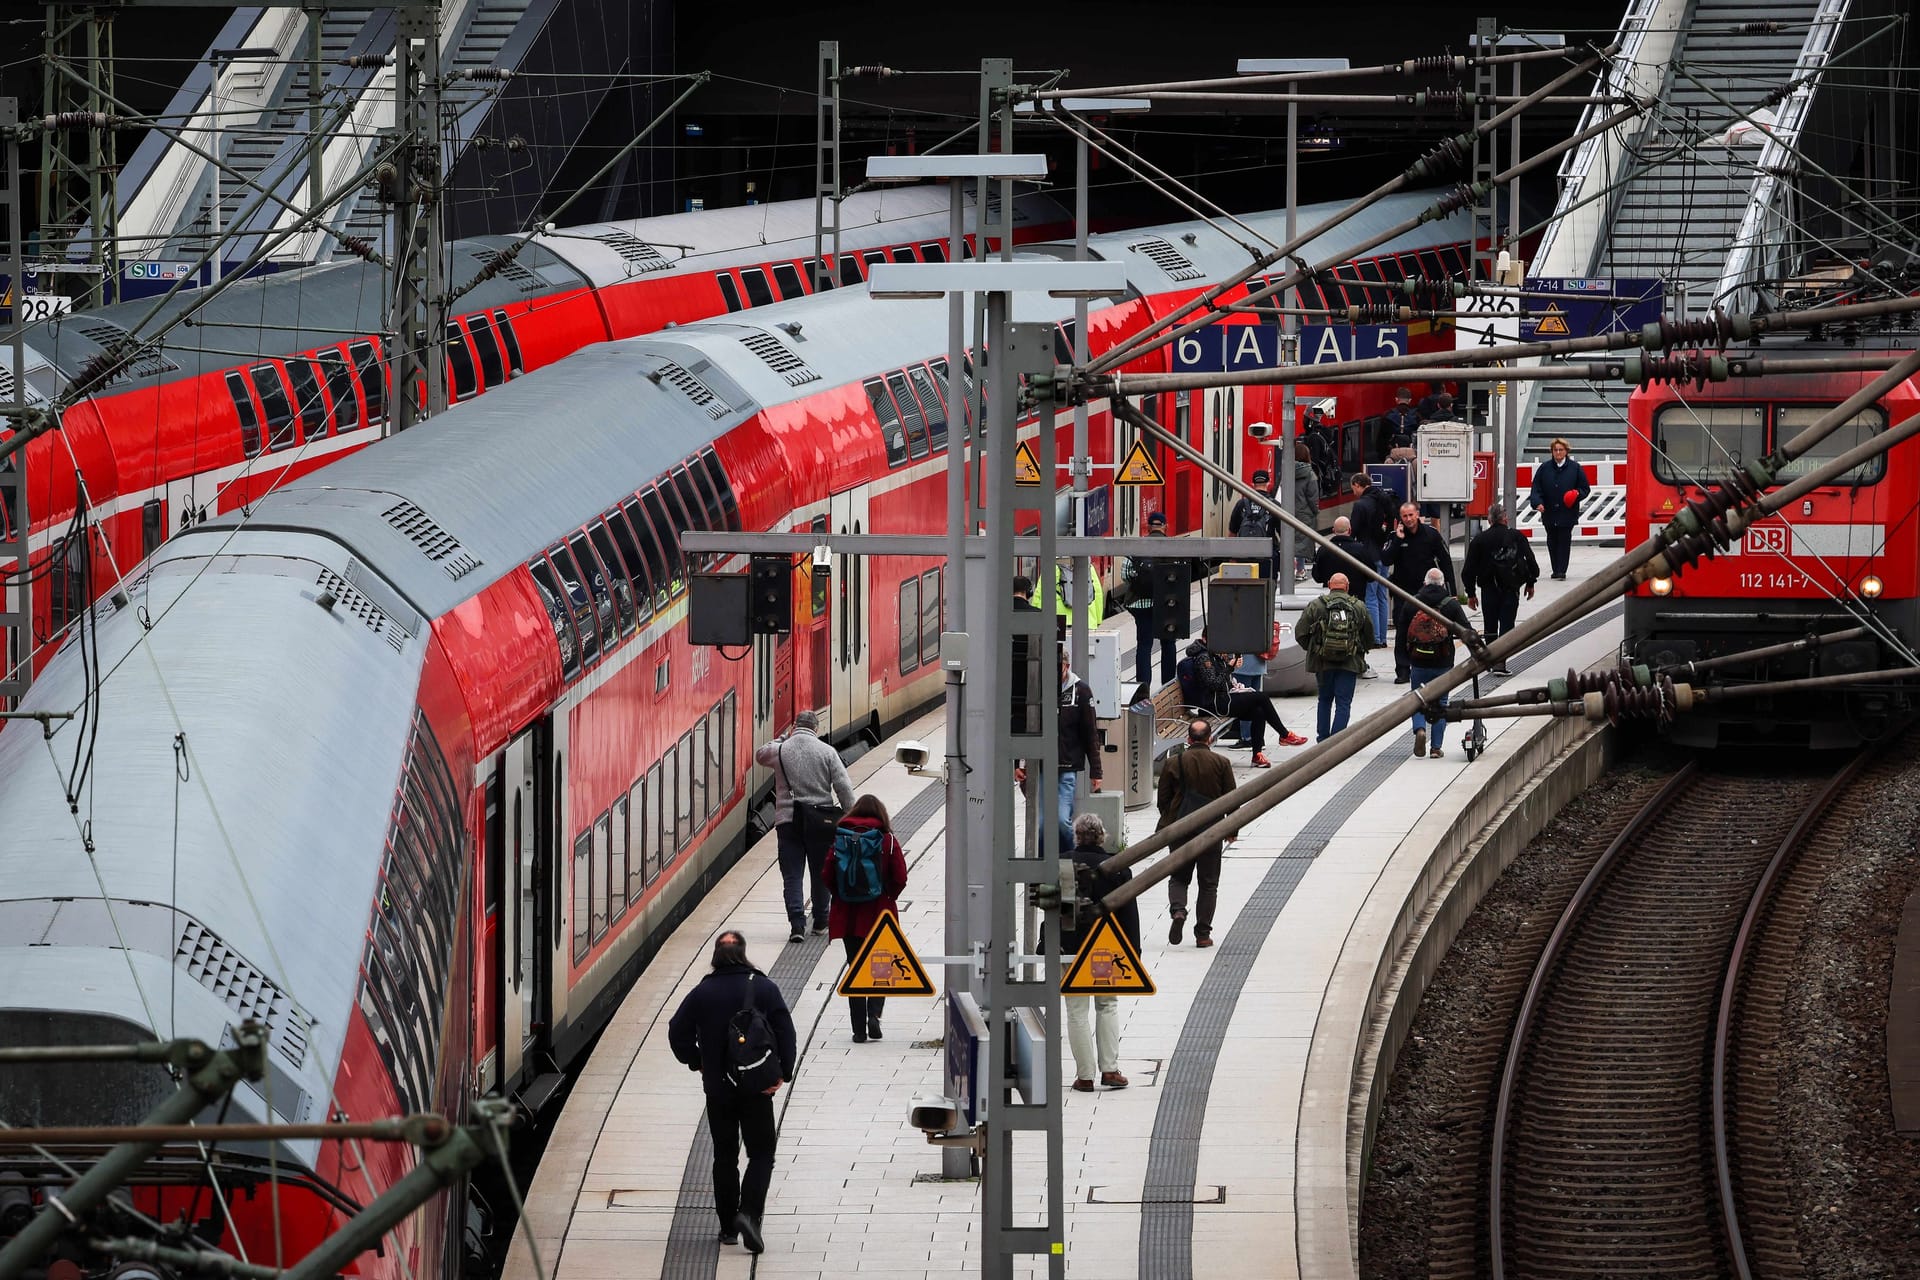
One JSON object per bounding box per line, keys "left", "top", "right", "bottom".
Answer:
{"left": 838, "top": 910, "right": 935, "bottom": 996}
{"left": 1059, "top": 915, "right": 1156, "bottom": 995}
{"left": 1114, "top": 439, "right": 1166, "bottom": 486}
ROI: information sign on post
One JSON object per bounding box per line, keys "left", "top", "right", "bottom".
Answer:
{"left": 1518, "top": 277, "right": 1664, "bottom": 340}
{"left": 1415, "top": 423, "right": 1473, "bottom": 503}
{"left": 1171, "top": 322, "right": 1406, "bottom": 372}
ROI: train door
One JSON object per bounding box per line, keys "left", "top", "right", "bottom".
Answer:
{"left": 1200, "top": 389, "right": 1226, "bottom": 536}
{"left": 830, "top": 486, "right": 872, "bottom": 737}
{"left": 805, "top": 514, "right": 830, "bottom": 722}
{"left": 492, "top": 721, "right": 552, "bottom": 1092}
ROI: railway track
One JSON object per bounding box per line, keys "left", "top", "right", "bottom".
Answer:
{"left": 1485, "top": 750, "right": 1884, "bottom": 1278}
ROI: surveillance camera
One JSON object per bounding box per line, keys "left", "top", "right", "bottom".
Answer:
{"left": 1246, "top": 420, "right": 1275, "bottom": 440}
{"left": 909, "top": 1096, "right": 961, "bottom": 1134}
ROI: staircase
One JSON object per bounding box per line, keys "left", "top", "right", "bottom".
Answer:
{"left": 1523, "top": 0, "right": 1843, "bottom": 456}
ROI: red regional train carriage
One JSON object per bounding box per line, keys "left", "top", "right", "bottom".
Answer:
{"left": 0, "top": 188, "right": 1472, "bottom": 1280}
{"left": 1624, "top": 351, "right": 1920, "bottom": 747}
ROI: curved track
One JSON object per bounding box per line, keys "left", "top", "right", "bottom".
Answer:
{"left": 1487, "top": 753, "right": 1877, "bottom": 1278}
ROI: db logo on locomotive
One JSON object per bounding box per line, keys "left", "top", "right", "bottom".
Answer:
{"left": 1745, "top": 525, "right": 1791, "bottom": 554}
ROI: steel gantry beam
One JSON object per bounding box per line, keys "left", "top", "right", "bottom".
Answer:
{"left": 389, "top": 2, "right": 446, "bottom": 430}
{"left": 38, "top": 3, "right": 118, "bottom": 309}
{"left": 2, "top": 98, "right": 30, "bottom": 706}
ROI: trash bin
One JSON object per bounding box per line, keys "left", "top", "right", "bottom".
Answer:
{"left": 1124, "top": 703, "right": 1154, "bottom": 810}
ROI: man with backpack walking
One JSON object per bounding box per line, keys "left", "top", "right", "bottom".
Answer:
{"left": 755, "top": 711, "right": 856, "bottom": 943}
{"left": 1406, "top": 567, "right": 1474, "bottom": 759}
{"left": 1295, "top": 573, "right": 1370, "bottom": 740}
{"left": 1462, "top": 504, "right": 1539, "bottom": 671}
{"left": 825, "top": 795, "right": 909, "bottom": 1044}
{"left": 667, "top": 931, "right": 798, "bottom": 1255}
{"left": 1157, "top": 720, "right": 1238, "bottom": 947}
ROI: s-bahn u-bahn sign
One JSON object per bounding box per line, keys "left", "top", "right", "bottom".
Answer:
{"left": 1170, "top": 322, "right": 1409, "bottom": 373}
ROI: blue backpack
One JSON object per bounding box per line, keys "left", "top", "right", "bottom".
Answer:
{"left": 833, "top": 825, "right": 887, "bottom": 904}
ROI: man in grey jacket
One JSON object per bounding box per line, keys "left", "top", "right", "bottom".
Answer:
{"left": 755, "top": 710, "right": 855, "bottom": 943}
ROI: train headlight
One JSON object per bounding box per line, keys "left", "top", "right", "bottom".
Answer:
{"left": 1860, "top": 574, "right": 1884, "bottom": 599}
{"left": 1650, "top": 577, "right": 1673, "bottom": 596}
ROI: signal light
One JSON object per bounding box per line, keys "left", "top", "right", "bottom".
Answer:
{"left": 1860, "top": 574, "right": 1884, "bottom": 599}
{"left": 1650, "top": 577, "right": 1673, "bottom": 596}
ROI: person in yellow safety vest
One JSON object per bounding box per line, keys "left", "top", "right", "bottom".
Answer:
{"left": 1053, "top": 559, "right": 1105, "bottom": 639}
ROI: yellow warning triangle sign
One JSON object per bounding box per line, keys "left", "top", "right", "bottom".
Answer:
{"left": 1013, "top": 440, "right": 1045, "bottom": 487}
{"left": 1114, "top": 439, "right": 1166, "bottom": 487}
{"left": 837, "top": 910, "right": 935, "bottom": 997}
{"left": 1060, "top": 914, "right": 1156, "bottom": 995}
{"left": 1535, "top": 302, "right": 1570, "bottom": 337}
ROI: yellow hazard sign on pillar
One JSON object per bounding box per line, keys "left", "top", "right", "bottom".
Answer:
{"left": 1535, "top": 303, "right": 1570, "bottom": 337}
{"left": 1013, "top": 440, "right": 1045, "bottom": 486}
{"left": 1060, "top": 914, "right": 1156, "bottom": 995}
{"left": 837, "top": 909, "right": 935, "bottom": 997}
{"left": 1114, "top": 439, "right": 1166, "bottom": 486}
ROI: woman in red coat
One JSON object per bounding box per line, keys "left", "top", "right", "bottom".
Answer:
{"left": 825, "top": 794, "right": 910, "bottom": 1043}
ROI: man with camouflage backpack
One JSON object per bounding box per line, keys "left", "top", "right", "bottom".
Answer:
{"left": 1295, "top": 573, "right": 1371, "bottom": 741}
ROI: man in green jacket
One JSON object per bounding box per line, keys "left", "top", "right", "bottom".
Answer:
{"left": 1295, "top": 573, "right": 1371, "bottom": 741}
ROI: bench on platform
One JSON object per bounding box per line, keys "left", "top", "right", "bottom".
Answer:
{"left": 1148, "top": 680, "right": 1235, "bottom": 765}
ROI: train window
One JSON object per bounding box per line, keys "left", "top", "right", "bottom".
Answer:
{"left": 698, "top": 449, "right": 740, "bottom": 530}
{"left": 490, "top": 310, "right": 525, "bottom": 374}
{"left": 567, "top": 531, "right": 618, "bottom": 653}
{"left": 1652, "top": 404, "right": 1766, "bottom": 486}
{"left": 571, "top": 829, "right": 592, "bottom": 963}
{"left": 667, "top": 468, "right": 707, "bottom": 567}
{"left": 591, "top": 813, "right": 611, "bottom": 943}
{"left": 1294, "top": 278, "right": 1329, "bottom": 314}
{"left": 921, "top": 242, "right": 947, "bottom": 263}
{"left": 627, "top": 778, "right": 647, "bottom": 899}
{"left": 739, "top": 268, "right": 775, "bottom": 308}
{"left": 716, "top": 274, "right": 744, "bottom": 313}
{"left": 316, "top": 351, "right": 355, "bottom": 433}
{"left": 863, "top": 377, "right": 908, "bottom": 466}
{"left": 890, "top": 246, "right": 918, "bottom": 264}
{"left": 690, "top": 719, "right": 709, "bottom": 830}
{"left": 771, "top": 262, "right": 805, "bottom": 300}
{"left": 810, "top": 257, "right": 835, "bottom": 291}
{"left": 683, "top": 462, "right": 723, "bottom": 547}
{"left": 348, "top": 340, "right": 387, "bottom": 426}
{"left": 142, "top": 499, "right": 164, "bottom": 557}
{"left": 605, "top": 507, "right": 654, "bottom": 622}
{"left": 810, "top": 514, "right": 830, "bottom": 619}
{"left": 1054, "top": 323, "right": 1074, "bottom": 366}
{"left": 587, "top": 520, "right": 636, "bottom": 637}
{"left": 886, "top": 371, "right": 929, "bottom": 460}
{"left": 714, "top": 695, "right": 734, "bottom": 803}
{"left": 225, "top": 370, "right": 263, "bottom": 458}
{"left": 465, "top": 314, "right": 506, "bottom": 388}
{"left": 547, "top": 541, "right": 603, "bottom": 666}
{"left": 839, "top": 255, "right": 864, "bottom": 288}
{"left": 529, "top": 555, "right": 582, "bottom": 679}
{"left": 645, "top": 760, "right": 664, "bottom": 877}
{"left": 674, "top": 732, "right": 694, "bottom": 848}
{"left": 248, "top": 364, "right": 297, "bottom": 451}
{"left": 1775, "top": 405, "right": 1887, "bottom": 485}
{"left": 1414, "top": 249, "right": 1448, "bottom": 282}
{"left": 899, "top": 576, "right": 920, "bottom": 674}
{"left": 920, "top": 568, "right": 942, "bottom": 668}
{"left": 610, "top": 795, "right": 629, "bottom": 924}
{"left": 285, "top": 359, "right": 326, "bottom": 439}
{"left": 640, "top": 487, "right": 685, "bottom": 591}
{"left": 862, "top": 250, "right": 887, "bottom": 274}
{"left": 1375, "top": 255, "right": 1407, "bottom": 285}
{"left": 444, "top": 322, "right": 478, "bottom": 401}
{"left": 908, "top": 365, "right": 947, "bottom": 452}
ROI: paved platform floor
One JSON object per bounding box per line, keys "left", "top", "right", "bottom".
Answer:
{"left": 508, "top": 546, "right": 1625, "bottom": 1279}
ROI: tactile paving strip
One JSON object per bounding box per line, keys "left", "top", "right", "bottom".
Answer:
{"left": 1136, "top": 603, "right": 1622, "bottom": 1276}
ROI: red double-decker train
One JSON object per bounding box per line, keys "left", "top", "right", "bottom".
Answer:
{"left": 1624, "top": 349, "right": 1920, "bottom": 747}
{"left": 0, "top": 189, "right": 1472, "bottom": 1280}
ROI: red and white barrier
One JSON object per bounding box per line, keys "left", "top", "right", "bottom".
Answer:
{"left": 1511, "top": 457, "right": 1626, "bottom": 543}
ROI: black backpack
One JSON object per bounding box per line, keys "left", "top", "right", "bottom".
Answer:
{"left": 1237, "top": 500, "right": 1272, "bottom": 543}
{"left": 724, "top": 975, "right": 784, "bottom": 1094}
{"left": 1490, "top": 534, "right": 1525, "bottom": 592}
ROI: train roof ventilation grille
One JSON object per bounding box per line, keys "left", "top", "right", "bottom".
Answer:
{"left": 1126, "top": 237, "right": 1205, "bottom": 282}
{"left": 651, "top": 361, "right": 730, "bottom": 420}
{"left": 176, "top": 918, "right": 312, "bottom": 1072}
{"left": 0, "top": 366, "right": 34, "bottom": 405}
{"left": 382, "top": 499, "right": 483, "bottom": 580}
{"left": 737, "top": 332, "right": 820, "bottom": 387}
{"left": 595, "top": 230, "right": 674, "bottom": 274}
{"left": 316, "top": 567, "right": 405, "bottom": 652}
{"left": 71, "top": 321, "right": 183, "bottom": 380}
{"left": 468, "top": 247, "right": 542, "bottom": 293}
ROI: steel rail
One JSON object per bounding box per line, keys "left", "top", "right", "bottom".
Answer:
{"left": 1712, "top": 743, "right": 1882, "bottom": 1279}
{"left": 1486, "top": 761, "right": 1701, "bottom": 1280}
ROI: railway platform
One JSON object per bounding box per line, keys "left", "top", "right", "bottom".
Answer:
{"left": 506, "top": 546, "right": 1624, "bottom": 1279}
